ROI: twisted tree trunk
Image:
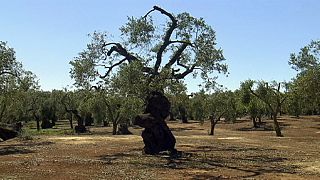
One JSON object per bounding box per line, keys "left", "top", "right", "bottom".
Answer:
{"left": 134, "top": 91, "right": 177, "bottom": 155}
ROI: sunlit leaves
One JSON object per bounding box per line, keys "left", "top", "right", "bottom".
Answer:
{"left": 120, "top": 16, "right": 155, "bottom": 48}
{"left": 289, "top": 40, "right": 320, "bottom": 72}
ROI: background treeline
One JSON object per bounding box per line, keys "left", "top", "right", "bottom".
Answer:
{"left": 1, "top": 37, "right": 319, "bottom": 136}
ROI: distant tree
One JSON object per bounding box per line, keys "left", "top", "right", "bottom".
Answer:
{"left": 0, "top": 41, "right": 22, "bottom": 77}
{"left": 61, "top": 90, "right": 92, "bottom": 133}
{"left": 285, "top": 82, "right": 306, "bottom": 118}
{"left": 206, "top": 90, "right": 237, "bottom": 135}
{"left": 289, "top": 40, "right": 320, "bottom": 115}
{"left": 239, "top": 82, "right": 266, "bottom": 127}
{"left": 190, "top": 90, "right": 207, "bottom": 123}
{"left": 245, "top": 80, "right": 287, "bottom": 137}
{"left": 0, "top": 41, "right": 39, "bottom": 125}
{"left": 289, "top": 40, "right": 320, "bottom": 72}
{"left": 88, "top": 93, "right": 107, "bottom": 126}
{"left": 165, "top": 81, "right": 189, "bottom": 122}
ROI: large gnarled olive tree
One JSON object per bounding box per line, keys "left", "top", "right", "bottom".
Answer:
{"left": 70, "top": 6, "right": 227, "bottom": 153}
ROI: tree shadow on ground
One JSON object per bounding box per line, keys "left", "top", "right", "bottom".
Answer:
{"left": 237, "top": 125, "right": 274, "bottom": 131}
{"left": 96, "top": 144, "right": 301, "bottom": 179}
{"left": 170, "top": 127, "right": 205, "bottom": 132}
{"left": 0, "top": 146, "right": 34, "bottom": 156}
{"left": 0, "top": 141, "right": 53, "bottom": 156}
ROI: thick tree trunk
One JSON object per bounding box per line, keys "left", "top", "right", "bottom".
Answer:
{"left": 273, "top": 113, "right": 283, "bottom": 137}
{"left": 0, "top": 127, "right": 18, "bottom": 141}
{"left": 209, "top": 119, "right": 216, "bottom": 135}
{"left": 258, "top": 116, "right": 262, "bottom": 125}
{"left": 34, "top": 113, "right": 40, "bottom": 131}
{"left": 134, "top": 91, "right": 177, "bottom": 155}
{"left": 112, "top": 121, "right": 117, "bottom": 135}
{"left": 169, "top": 112, "right": 175, "bottom": 121}
{"left": 0, "top": 103, "right": 7, "bottom": 123}
{"left": 252, "top": 117, "right": 258, "bottom": 128}
{"left": 69, "top": 113, "right": 73, "bottom": 129}
{"left": 74, "top": 112, "right": 86, "bottom": 133}
{"left": 209, "top": 116, "right": 219, "bottom": 136}
{"left": 103, "top": 120, "right": 109, "bottom": 127}
{"left": 117, "top": 123, "right": 132, "bottom": 135}
{"left": 179, "top": 106, "right": 188, "bottom": 123}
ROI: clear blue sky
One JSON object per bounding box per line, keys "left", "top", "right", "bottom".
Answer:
{"left": 1, "top": 0, "right": 319, "bottom": 92}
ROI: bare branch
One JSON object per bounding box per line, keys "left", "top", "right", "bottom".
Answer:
{"left": 100, "top": 58, "right": 127, "bottom": 78}
{"left": 169, "top": 40, "right": 193, "bottom": 46}
{"left": 164, "top": 42, "right": 190, "bottom": 69}
{"left": 176, "top": 58, "right": 189, "bottom": 69}
{"left": 96, "top": 42, "right": 141, "bottom": 79}
{"left": 144, "top": 6, "right": 178, "bottom": 76}
{"left": 173, "top": 64, "right": 197, "bottom": 79}
{"left": 104, "top": 43, "right": 138, "bottom": 62}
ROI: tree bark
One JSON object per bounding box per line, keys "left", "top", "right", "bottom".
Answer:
{"left": 0, "top": 127, "right": 18, "bottom": 141}
{"left": 273, "top": 113, "right": 282, "bottom": 137}
{"left": 252, "top": 117, "right": 258, "bottom": 128}
{"left": 179, "top": 106, "right": 188, "bottom": 123}
{"left": 69, "top": 113, "right": 73, "bottom": 129}
{"left": 209, "top": 119, "right": 216, "bottom": 135}
{"left": 112, "top": 121, "right": 117, "bottom": 135}
{"left": 33, "top": 112, "right": 40, "bottom": 131}
{"left": 134, "top": 92, "right": 177, "bottom": 155}
{"left": 209, "top": 115, "right": 220, "bottom": 136}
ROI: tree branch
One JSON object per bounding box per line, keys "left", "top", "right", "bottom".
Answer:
{"left": 145, "top": 6, "right": 178, "bottom": 77}
{"left": 97, "top": 42, "right": 141, "bottom": 78}
{"left": 0, "top": 71, "right": 17, "bottom": 77}
{"left": 100, "top": 58, "right": 127, "bottom": 78}
{"left": 249, "top": 88, "right": 275, "bottom": 113}
{"left": 104, "top": 43, "right": 138, "bottom": 62}
{"left": 164, "top": 42, "right": 189, "bottom": 69}
{"left": 173, "top": 64, "right": 197, "bottom": 79}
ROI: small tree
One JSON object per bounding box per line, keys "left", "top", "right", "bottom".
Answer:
{"left": 61, "top": 90, "right": 92, "bottom": 133}
{"left": 240, "top": 82, "right": 266, "bottom": 127}
{"left": 245, "top": 80, "right": 287, "bottom": 137}
{"left": 206, "top": 90, "right": 236, "bottom": 135}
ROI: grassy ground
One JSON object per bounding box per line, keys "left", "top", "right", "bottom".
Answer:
{"left": 0, "top": 116, "right": 320, "bottom": 179}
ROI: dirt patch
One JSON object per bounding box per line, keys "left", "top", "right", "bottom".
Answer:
{"left": 47, "top": 135, "right": 142, "bottom": 144}
{"left": 0, "top": 116, "right": 320, "bottom": 179}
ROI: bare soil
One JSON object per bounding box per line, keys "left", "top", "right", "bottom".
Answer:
{"left": 0, "top": 116, "right": 320, "bottom": 179}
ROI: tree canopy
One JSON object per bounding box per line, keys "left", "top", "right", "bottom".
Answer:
{"left": 70, "top": 6, "right": 227, "bottom": 92}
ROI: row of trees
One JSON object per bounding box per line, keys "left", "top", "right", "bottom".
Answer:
{"left": 0, "top": 38, "right": 319, "bottom": 136}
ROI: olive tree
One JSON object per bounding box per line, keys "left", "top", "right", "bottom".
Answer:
{"left": 240, "top": 82, "right": 267, "bottom": 128}
{"left": 245, "top": 80, "right": 287, "bottom": 137}
{"left": 206, "top": 90, "right": 237, "bottom": 135}
{"left": 289, "top": 40, "right": 320, "bottom": 115}
{"left": 0, "top": 41, "right": 39, "bottom": 140}
{"left": 70, "top": 6, "right": 227, "bottom": 137}
{"left": 0, "top": 41, "right": 39, "bottom": 124}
